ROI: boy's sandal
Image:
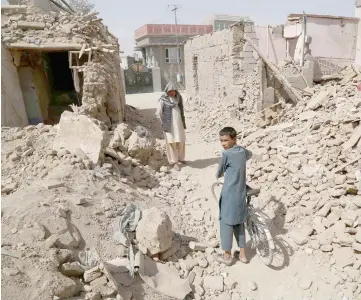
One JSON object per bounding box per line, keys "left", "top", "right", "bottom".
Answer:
{"left": 233, "top": 251, "right": 249, "bottom": 264}
{"left": 215, "top": 254, "right": 233, "bottom": 266}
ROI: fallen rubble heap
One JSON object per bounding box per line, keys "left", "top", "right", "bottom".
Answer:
{"left": 1, "top": 103, "right": 189, "bottom": 300}
{"left": 186, "top": 60, "right": 361, "bottom": 299}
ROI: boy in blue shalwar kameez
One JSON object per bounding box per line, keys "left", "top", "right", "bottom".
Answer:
{"left": 215, "top": 127, "right": 252, "bottom": 266}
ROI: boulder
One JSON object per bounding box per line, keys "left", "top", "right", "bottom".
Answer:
{"left": 127, "top": 126, "right": 154, "bottom": 165}
{"left": 53, "top": 111, "right": 108, "bottom": 164}
{"left": 136, "top": 207, "right": 173, "bottom": 255}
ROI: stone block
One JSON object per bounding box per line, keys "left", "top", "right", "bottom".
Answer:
{"left": 53, "top": 111, "right": 106, "bottom": 164}
{"left": 136, "top": 207, "right": 173, "bottom": 255}
{"left": 307, "top": 90, "right": 329, "bottom": 110}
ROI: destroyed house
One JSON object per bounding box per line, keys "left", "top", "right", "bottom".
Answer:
{"left": 1, "top": 4, "right": 125, "bottom": 128}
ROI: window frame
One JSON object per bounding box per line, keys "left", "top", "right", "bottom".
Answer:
{"left": 165, "top": 47, "right": 182, "bottom": 63}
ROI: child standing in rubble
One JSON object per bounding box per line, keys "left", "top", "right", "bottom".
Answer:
{"left": 215, "top": 127, "right": 252, "bottom": 266}
{"left": 156, "top": 82, "right": 186, "bottom": 171}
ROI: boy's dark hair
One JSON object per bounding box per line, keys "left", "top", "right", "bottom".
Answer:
{"left": 219, "top": 127, "right": 237, "bottom": 139}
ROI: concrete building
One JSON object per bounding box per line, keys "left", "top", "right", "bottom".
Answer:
{"left": 202, "top": 14, "right": 253, "bottom": 31}
{"left": 284, "top": 13, "right": 359, "bottom": 80}
{"left": 134, "top": 24, "right": 212, "bottom": 91}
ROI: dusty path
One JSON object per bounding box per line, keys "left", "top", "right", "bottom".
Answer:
{"left": 126, "top": 92, "right": 345, "bottom": 300}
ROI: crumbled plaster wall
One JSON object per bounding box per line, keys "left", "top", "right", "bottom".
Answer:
{"left": 184, "top": 23, "right": 260, "bottom": 111}
{"left": 1, "top": 5, "right": 125, "bottom": 126}
{"left": 1, "top": 43, "right": 29, "bottom": 127}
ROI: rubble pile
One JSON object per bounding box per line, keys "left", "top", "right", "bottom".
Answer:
{"left": 0, "top": 113, "right": 190, "bottom": 299}
{"left": 1, "top": 5, "right": 125, "bottom": 125}
{"left": 1, "top": 115, "right": 237, "bottom": 300}
{"left": 187, "top": 70, "right": 260, "bottom": 142}
{"left": 189, "top": 65, "right": 361, "bottom": 298}
{"left": 244, "top": 95, "right": 361, "bottom": 298}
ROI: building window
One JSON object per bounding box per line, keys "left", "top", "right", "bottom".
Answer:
{"left": 165, "top": 47, "right": 181, "bottom": 63}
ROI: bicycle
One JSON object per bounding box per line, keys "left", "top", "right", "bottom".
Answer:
{"left": 211, "top": 181, "right": 275, "bottom": 266}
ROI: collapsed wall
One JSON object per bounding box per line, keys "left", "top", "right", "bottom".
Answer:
{"left": 184, "top": 23, "right": 259, "bottom": 109}
{"left": 184, "top": 23, "right": 264, "bottom": 141}
{"left": 1, "top": 4, "right": 125, "bottom": 126}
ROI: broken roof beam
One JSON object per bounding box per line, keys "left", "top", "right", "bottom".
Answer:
{"left": 1, "top": 5, "right": 27, "bottom": 14}
{"left": 244, "top": 37, "right": 303, "bottom": 104}
{"left": 17, "top": 21, "right": 46, "bottom": 30}
{"left": 48, "top": 0, "right": 73, "bottom": 14}
{"left": 7, "top": 42, "right": 82, "bottom": 51}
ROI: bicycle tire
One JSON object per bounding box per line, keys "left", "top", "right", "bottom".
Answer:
{"left": 249, "top": 218, "right": 274, "bottom": 266}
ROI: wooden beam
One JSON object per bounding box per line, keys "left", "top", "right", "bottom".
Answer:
{"left": 244, "top": 37, "right": 304, "bottom": 104}
{"left": 17, "top": 21, "right": 46, "bottom": 30}
{"left": 8, "top": 43, "right": 82, "bottom": 51}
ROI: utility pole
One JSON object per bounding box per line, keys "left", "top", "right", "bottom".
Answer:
{"left": 169, "top": 4, "right": 181, "bottom": 82}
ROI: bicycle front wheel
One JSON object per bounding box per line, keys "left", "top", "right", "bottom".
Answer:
{"left": 249, "top": 219, "right": 274, "bottom": 266}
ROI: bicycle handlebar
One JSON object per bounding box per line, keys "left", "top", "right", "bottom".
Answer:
{"left": 211, "top": 182, "right": 260, "bottom": 204}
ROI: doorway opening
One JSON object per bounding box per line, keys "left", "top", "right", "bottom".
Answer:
{"left": 43, "top": 51, "right": 80, "bottom": 124}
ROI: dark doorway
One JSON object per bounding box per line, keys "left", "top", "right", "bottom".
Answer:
{"left": 43, "top": 51, "right": 80, "bottom": 124}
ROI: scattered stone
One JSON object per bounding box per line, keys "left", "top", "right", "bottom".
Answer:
{"left": 196, "top": 257, "right": 208, "bottom": 268}
{"left": 203, "top": 276, "right": 224, "bottom": 292}
{"left": 320, "top": 245, "right": 333, "bottom": 252}
{"left": 189, "top": 241, "right": 208, "bottom": 252}
{"left": 180, "top": 257, "right": 198, "bottom": 272}
{"left": 90, "top": 276, "right": 108, "bottom": 287}
{"left": 56, "top": 208, "right": 67, "bottom": 218}
{"left": 298, "top": 278, "right": 313, "bottom": 290}
{"left": 224, "top": 277, "right": 237, "bottom": 290}
{"left": 47, "top": 180, "right": 65, "bottom": 190}
{"left": 289, "top": 230, "right": 308, "bottom": 245}
{"left": 60, "top": 262, "right": 85, "bottom": 277}
{"left": 333, "top": 247, "right": 354, "bottom": 268}
{"left": 127, "top": 126, "right": 155, "bottom": 164}
{"left": 248, "top": 281, "right": 258, "bottom": 291}
{"left": 84, "top": 266, "right": 102, "bottom": 283}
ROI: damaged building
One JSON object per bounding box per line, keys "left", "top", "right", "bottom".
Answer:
{"left": 1, "top": 3, "right": 125, "bottom": 128}
{"left": 184, "top": 10, "right": 361, "bottom": 126}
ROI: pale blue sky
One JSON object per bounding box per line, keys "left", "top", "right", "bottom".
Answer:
{"left": 2, "top": 0, "right": 356, "bottom": 54}
{"left": 91, "top": 0, "right": 355, "bottom": 55}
